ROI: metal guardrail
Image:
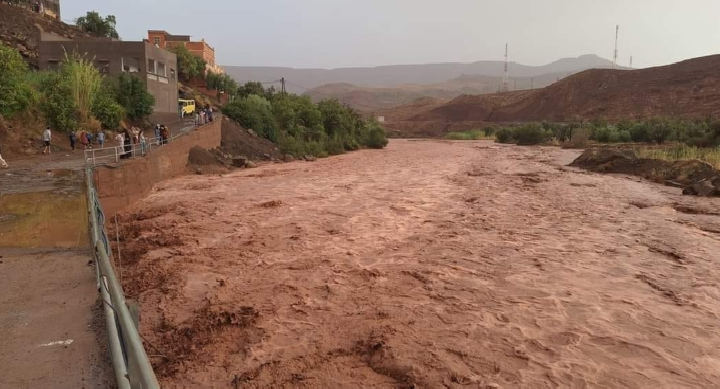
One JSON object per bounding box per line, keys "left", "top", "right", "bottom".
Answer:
{"left": 86, "top": 166, "right": 160, "bottom": 389}
{"left": 83, "top": 117, "right": 221, "bottom": 386}
{"left": 85, "top": 132, "right": 191, "bottom": 167}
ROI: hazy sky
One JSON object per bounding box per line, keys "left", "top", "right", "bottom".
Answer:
{"left": 61, "top": 0, "right": 720, "bottom": 69}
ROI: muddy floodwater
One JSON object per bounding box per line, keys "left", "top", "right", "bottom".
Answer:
{"left": 119, "top": 140, "right": 720, "bottom": 388}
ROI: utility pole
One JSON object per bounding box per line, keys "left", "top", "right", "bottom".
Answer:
{"left": 613, "top": 25, "right": 619, "bottom": 69}
{"left": 498, "top": 43, "right": 509, "bottom": 93}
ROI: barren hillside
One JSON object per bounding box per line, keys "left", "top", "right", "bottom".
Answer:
{"left": 305, "top": 72, "right": 569, "bottom": 112}
{"left": 383, "top": 55, "right": 720, "bottom": 137}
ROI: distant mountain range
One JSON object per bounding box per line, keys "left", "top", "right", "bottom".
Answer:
{"left": 225, "top": 54, "right": 618, "bottom": 92}
{"left": 224, "top": 54, "right": 623, "bottom": 111}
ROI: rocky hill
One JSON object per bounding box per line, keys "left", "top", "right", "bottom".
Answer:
{"left": 0, "top": 3, "right": 92, "bottom": 68}
{"left": 381, "top": 55, "right": 720, "bottom": 137}
{"left": 303, "top": 71, "right": 572, "bottom": 112}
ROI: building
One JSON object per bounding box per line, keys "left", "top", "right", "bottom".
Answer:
{"left": 147, "top": 30, "right": 223, "bottom": 74}
{"left": 38, "top": 32, "right": 179, "bottom": 123}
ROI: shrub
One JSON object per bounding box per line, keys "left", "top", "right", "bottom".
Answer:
{"left": 495, "top": 128, "right": 513, "bottom": 143}
{"left": 223, "top": 95, "right": 278, "bottom": 141}
{"left": 561, "top": 127, "right": 590, "bottom": 149}
{"left": 629, "top": 122, "right": 649, "bottom": 142}
{"left": 483, "top": 127, "right": 495, "bottom": 137}
{"left": 37, "top": 71, "right": 77, "bottom": 132}
{"left": 278, "top": 136, "right": 306, "bottom": 157}
{"left": 91, "top": 86, "right": 125, "bottom": 129}
{"left": 326, "top": 135, "right": 346, "bottom": 156}
{"left": 0, "top": 43, "right": 35, "bottom": 118}
{"left": 594, "top": 126, "right": 612, "bottom": 143}
{"left": 113, "top": 73, "right": 155, "bottom": 121}
{"left": 304, "top": 141, "right": 326, "bottom": 157}
{"left": 365, "top": 122, "right": 389, "bottom": 149}
{"left": 553, "top": 123, "right": 576, "bottom": 143}
{"left": 513, "top": 123, "right": 550, "bottom": 145}
{"left": 445, "top": 130, "right": 484, "bottom": 140}
{"left": 618, "top": 130, "right": 632, "bottom": 143}
{"left": 647, "top": 118, "right": 673, "bottom": 144}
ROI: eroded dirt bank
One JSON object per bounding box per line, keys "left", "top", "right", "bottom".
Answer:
{"left": 118, "top": 140, "right": 720, "bottom": 388}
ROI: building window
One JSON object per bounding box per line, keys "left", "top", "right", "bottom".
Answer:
{"left": 154, "top": 37, "right": 160, "bottom": 47}
{"left": 98, "top": 59, "right": 110, "bottom": 74}
{"left": 147, "top": 59, "right": 156, "bottom": 74}
{"left": 157, "top": 61, "right": 167, "bottom": 77}
{"left": 170, "top": 68, "right": 176, "bottom": 81}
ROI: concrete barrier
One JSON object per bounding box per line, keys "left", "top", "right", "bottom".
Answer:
{"left": 94, "top": 120, "right": 221, "bottom": 215}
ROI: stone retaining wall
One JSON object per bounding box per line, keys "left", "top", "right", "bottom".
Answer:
{"left": 94, "top": 120, "right": 221, "bottom": 215}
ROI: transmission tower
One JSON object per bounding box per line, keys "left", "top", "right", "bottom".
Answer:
{"left": 613, "top": 25, "right": 619, "bottom": 69}
{"left": 498, "top": 43, "right": 509, "bottom": 93}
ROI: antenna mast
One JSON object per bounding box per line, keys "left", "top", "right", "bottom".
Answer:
{"left": 613, "top": 25, "right": 619, "bottom": 69}
{"left": 499, "top": 43, "right": 509, "bottom": 93}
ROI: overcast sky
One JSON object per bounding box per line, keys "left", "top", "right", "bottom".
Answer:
{"left": 61, "top": 0, "right": 720, "bottom": 69}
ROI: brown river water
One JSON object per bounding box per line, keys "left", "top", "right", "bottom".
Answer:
{"left": 117, "top": 140, "right": 720, "bottom": 388}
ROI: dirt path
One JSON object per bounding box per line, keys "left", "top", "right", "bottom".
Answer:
{"left": 120, "top": 140, "right": 720, "bottom": 388}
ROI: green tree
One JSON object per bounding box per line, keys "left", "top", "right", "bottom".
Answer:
{"left": 91, "top": 84, "right": 125, "bottom": 129}
{"left": 237, "top": 81, "right": 267, "bottom": 98}
{"left": 37, "top": 71, "right": 77, "bottom": 132}
{"left": 112, "top": 73, "right": 155, "bottom": 121}
{"left": 223, "top": 95, "right": 277, "bottom": 141}
{"left": 170, "top": 45, "right": 206, "bottom": 81}
{"left": 75, "top": 12, "right": 120, "bottom": 39}
{"left": 0, "top": 43, "right": 35, "bottom": 118}
{"left": 365, "top": 120, "right": 389, "bottom": 149}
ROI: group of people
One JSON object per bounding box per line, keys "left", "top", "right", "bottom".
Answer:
{"left": 115, "top": 126, "right": 147, "bottom": 159}
{"left": 69, "top": 130, "right": 105, "bottom": 152}
{"left": 195, "top": 105, "right": 214, "bottom": 127}
{"left": 113, "top": 124, "right": 171, "bottom": 160}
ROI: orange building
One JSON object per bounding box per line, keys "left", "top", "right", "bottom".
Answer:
{"left": 147, "top": 30, "right": 223, "bottom": 74}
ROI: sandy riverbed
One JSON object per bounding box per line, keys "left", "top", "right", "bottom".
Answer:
{"left": 117, "top": 140, "right": 720, "bottom": 388}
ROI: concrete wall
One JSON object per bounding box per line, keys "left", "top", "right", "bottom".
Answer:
{"left": 144, "top": 44, "right": 179, "bottom": 116}
{"left": 94, "top": 120, "right": 221, "bottom": 215}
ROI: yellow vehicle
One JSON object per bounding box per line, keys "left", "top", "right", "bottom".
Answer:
{"left": 179, "top": 99, "right": 196, "bottom": 116}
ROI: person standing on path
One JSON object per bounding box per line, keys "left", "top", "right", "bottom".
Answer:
{"left": 42, "top": 127, "right": 52, "bottom": 155}
{"left": 0, "top": 141, "right": 8, "bottom": 168}
{"left": 80, "top": 130, "right": 89, "bottom": 150}
{"left": 123, "top": 128, "right": 132, "bottom": 158}
{"left": 97, "top": 131, "right": 105, "bottom": 148}
{"left": 154, "top": 124, "right": 161, "bottom": 145}
{"left": 139, "top": 128, "right": 147, "bottom": 156}
{"left": 69, "top": 131, "right": 77, "bottom": 153}
{"left": 115, "top": 131, "right": 126, "bottom": 159}
{"left": 160, "top": 124, "right": 170, "bottom": 145}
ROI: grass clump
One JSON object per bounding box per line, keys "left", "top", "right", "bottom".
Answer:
{"left": 444, "top": 129, "right": 494, "bottom": 140}
{"left": 635, "top": 146, "right": 720, "bottom": 170}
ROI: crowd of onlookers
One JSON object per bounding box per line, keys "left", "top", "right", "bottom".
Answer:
{"left": 194, "top": 105, "right": 215, "bottom": 127}
{"left": 0, "top": 105, "right": 216, "bottom": 168}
